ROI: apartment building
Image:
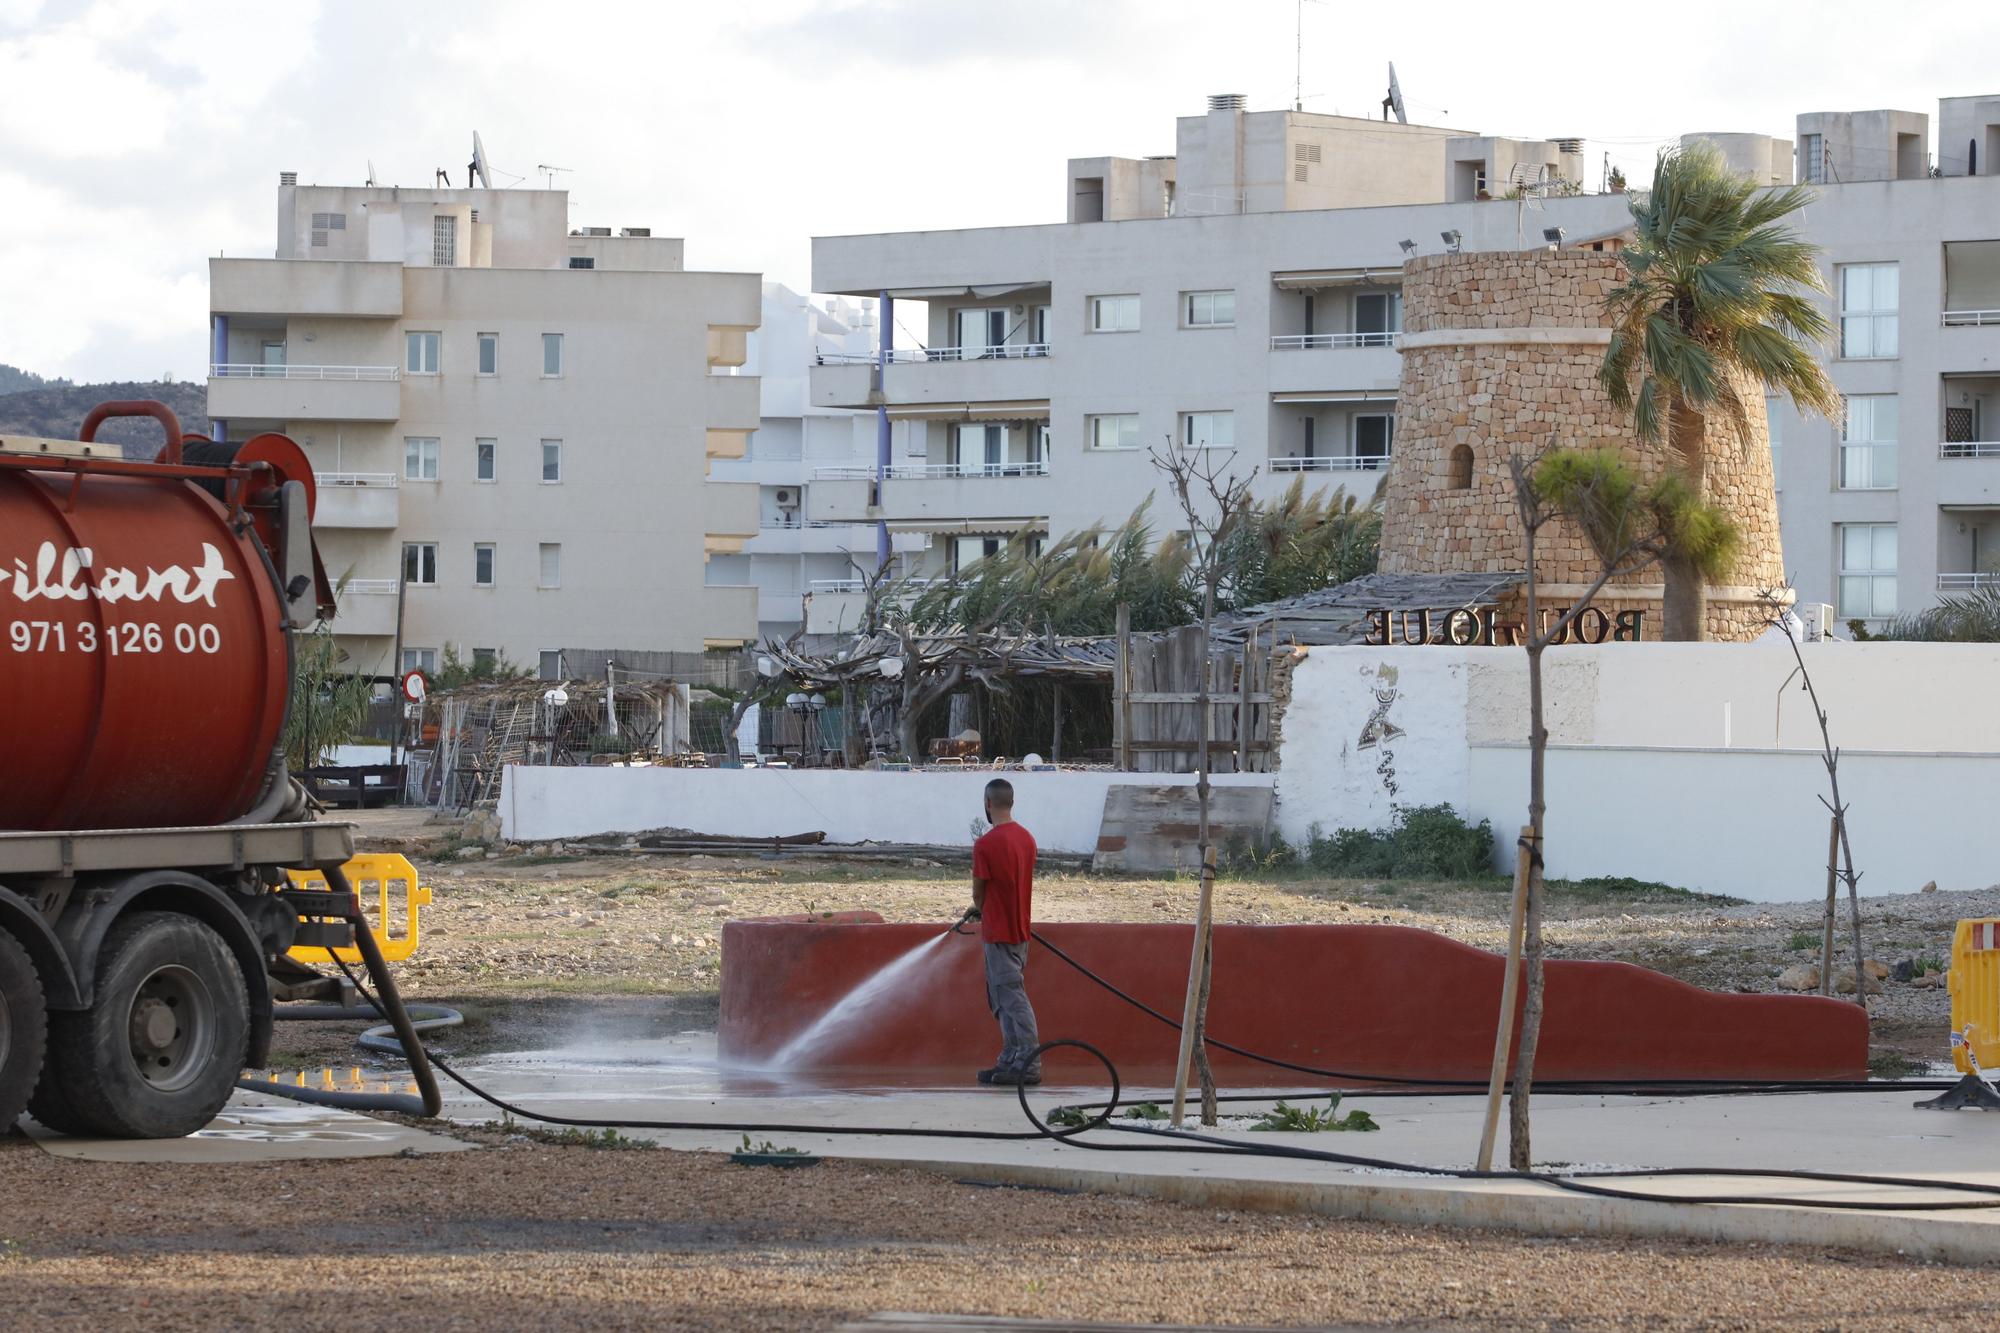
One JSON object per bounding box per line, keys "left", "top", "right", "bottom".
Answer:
{"left": 810, "top": 92, "right": 2000, "bottom": 632}
{"left": 207, "top": 174, "right": 762, "bottom": 679}
{"left": 704, "top": 283, "right": 927, "bottom": 642}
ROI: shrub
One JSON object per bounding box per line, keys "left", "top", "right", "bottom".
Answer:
{"left": 1304, "top": 805, "right": 1494, "bottom": 880}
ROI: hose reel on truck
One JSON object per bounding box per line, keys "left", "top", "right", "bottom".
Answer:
{"left": 0, "top": 402, "right": 437, "bottom": 1138}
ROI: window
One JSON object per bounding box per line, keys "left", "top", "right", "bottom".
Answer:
{"left": 475, "top": 437, "right": 497, "bottom": 482}
{"left": 1354, "top": 414, "right": 1394, "bottom": 464}
{"left": 472, "top": 648, "right": 498, "bottom": 671}
{"left": 1031, "top": 422, "right": 1050, "bottom": 466}
{"left": 477, "top": 333, "right": 498, "bottom": 376}
{"left": 567, "top": 256, "right": 595, "bottom": 270}
{"left": 1354, "top": 291, "right": 1402, "bottom": 345}
{"left": 403, "top": 436, "right": 439, "bottom": 481}
{"left": 540, "top": 438, "right": 563, "bottom": 483}
{"left": 542, "top": 332, "right": 564, "bottom": 377}
{"left": 954, "top": 308, "right": 1007, "bottom": 358}
{"left": 1800, "top": 133, "right": 1824, "bottom": 184}
{"left": 1840, "top": 395, "right": 1898, "bottom": 490}
{"left": 405, "top": 331, "right": 440, "bottom": 375}
{"left": 538, "top": 650, "right": 563, "bottom": 679}
{"left": 402, "top": 542, "right": 438, "bottom": 586}
{"left": 473, "top": 543, "right": 495, "bottom": 586}
{"left": 1839, "top": 264, "right": 1898, "bottom": 358}
{"left": 1182, "top": 290, "right": 1236, "bottom": 328}
{"left": 309, "top": 211, "right": 345, "bottom": 247}
{"left": 1837, "top": 523, "right": 1896, "bottom": 620}
{"left": 1447, "top": 443, "right": 1474, "bottom": 490}
{"left": 433, "top": 215, "right": 458, "bottom": 267}
{"left": 401, "top": 647, "right": 438, "bottom": 674}
{"left": 1088, "top": 413, "right": 1141, "bottom": 451}
{"left": 1181, "top": 411, "right": 1234, "bottom": 449}
{"left": 538, "top": 542, "right": 562, "bottom": 588}
{"left": 1088, "top": 295, "right": 1140, "bottom": 333}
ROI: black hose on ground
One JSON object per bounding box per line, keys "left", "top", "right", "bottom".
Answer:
{"left": 281, "top": 949, "right": 2000, "bottom": 1216}
{"left": 237, "top": 1000, "right": 464, "bottom": 1116}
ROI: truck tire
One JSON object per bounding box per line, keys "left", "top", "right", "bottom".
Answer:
{"left": 0, "top": 931, "right": 46, "bottom": 1133}
{"left": 34, "top": 912, "right": 248, "bottom": 1139}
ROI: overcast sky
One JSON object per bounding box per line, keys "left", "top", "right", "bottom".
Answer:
{"left": 1, "top": 0, "right": 1987, "bottom": 383}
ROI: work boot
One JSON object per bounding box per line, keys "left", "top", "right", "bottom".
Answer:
{"left": 976, "top": 1066, "right": 1007, "bottom": 1085}
{"left": 990, "top": 1067, "right": 1042, "bottom": 1087}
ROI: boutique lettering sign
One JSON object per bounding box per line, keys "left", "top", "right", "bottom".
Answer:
{"left": 1362, "top": 605, "right": 1646, "bottom": 647}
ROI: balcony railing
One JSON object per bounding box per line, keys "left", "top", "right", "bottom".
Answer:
{"left": 1270, "top": 454, "right": 1391, "bottom": 473}
{"left": 1942, "top": 310, "right": 2000, "bottom": 327}
{"left": 1940, "top": 441, "right": 2000, "bottom": 458}
{"left": 318, "top": 471, "right": 398, "bottom": 487}
{"left": 210, "top": 363, "right": 400, "bottom": 381}
{"left": 1268, "top": 333, "right": 1402, "bottom": 351}
{"left": 808, "top": 578, "right": 945, "bottom": 595}
{"left": 339, "top": 578, "right": 401, "bottom": 595}
{"left": 811, "top": 461, "right": 1051, "bottom": 481}
{"left": 1938, "top": 572, "right": 2000, "bottom": 590}
{"left": 818, "top": 344, "right": 1050, "bottom": 365}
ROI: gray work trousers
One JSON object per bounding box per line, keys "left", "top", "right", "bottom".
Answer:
{"left": 983, "top": 940, "right": 1041, "bottom": 1072}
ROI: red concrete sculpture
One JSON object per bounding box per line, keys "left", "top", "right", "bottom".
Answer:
{"left": 719, "top": 918, "right": 1868, "bottom": 1085}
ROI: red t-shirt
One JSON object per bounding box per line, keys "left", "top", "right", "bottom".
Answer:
{"left": 973, "top": 820, "right": 1036, "bottom": 945}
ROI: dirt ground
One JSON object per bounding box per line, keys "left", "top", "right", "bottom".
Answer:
{"left": 4, "top": 1131, "right": 1995, "bottom": 1331}
{"left": 323, "top": 809, "right": 1984, "bottom": 1071}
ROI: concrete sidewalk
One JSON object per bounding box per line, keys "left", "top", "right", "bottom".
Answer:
{"left": 439, "top": 1033, "right": 2000, "bottom": 1263}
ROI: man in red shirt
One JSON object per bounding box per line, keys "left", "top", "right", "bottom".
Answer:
{"left": 969, "top": 778, "right": 1040, "bottom": 1086}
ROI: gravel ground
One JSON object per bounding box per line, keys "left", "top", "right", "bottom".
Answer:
{"left": 339, "top": 810, "right": 1987, "bottom": 1067}
{"left": 2, "top": 1132, "right": 1992, "bottom": 1331}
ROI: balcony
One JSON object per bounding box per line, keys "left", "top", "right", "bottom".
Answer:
{"left": 811, "top": 345, "right": 1052, "bottom": 411}
{"left": 1268, "top": 455, "right": 1390, "bottom": 474}
{"left": 706, "top": 373, "right": 761, "bottom": 432}
{"left": 807, "top": 462, "right": 1051, "bottom": 525}
{"left": 208, "top": 364, "right": 401, "bottom": 423}
{"left": 1269, "top": 333, "right": 1401, "bottom": 350}
{"left": 211, "top": 258, "right": 403, "bottom": 318}
{"left": 701, "top": 583, "right": 759, "bottom": 646}
{"left": 747, "top": 519, "right": 921, "bottom": 556}
{"left": 1937, "top": 572, "right": 2000, "bottom": 591}
{"left": 1267, "top": 342, "right": 1402, "bottom": 398}
{"left": 330, "top": 578, "right": 400, "bottom": 637}
{"left": 313, "top": 472, "right": 399, "bottom": 528}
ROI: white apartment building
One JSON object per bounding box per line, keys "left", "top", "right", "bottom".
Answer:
{"left": 207, "top": 174, "right": 763, "bottom": 679}
{"left": 703, "top": 284, "right": 925, "bottom": 643}
{"left": 809, "top": 93, "right": 2000, "bottom": 632}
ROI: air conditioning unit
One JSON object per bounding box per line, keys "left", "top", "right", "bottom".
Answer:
{"left": 1793, "top": 602, "right": 1834, "bottom": 641}
{"left": 774, "top": 488, "right": 799, "bottom": 508}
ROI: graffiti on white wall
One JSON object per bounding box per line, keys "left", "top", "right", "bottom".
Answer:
{"left": 1355, "top": 662, "right": 1405, "bottom": 799}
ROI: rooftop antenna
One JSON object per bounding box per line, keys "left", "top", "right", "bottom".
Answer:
{"left": 536, "top": 163, "right": 572, "bottom": 190}
{"left": 365, "top": 159, "right": 377, "bottom": 187}
{"left": 1509, "top": 162, "right": 1554, "bottom": 250}
{"left": 470, "top": 131, "right": 491, "bottom": 189}
{"left": 1384, "top": 62, "right": 1408, "bottom": 125}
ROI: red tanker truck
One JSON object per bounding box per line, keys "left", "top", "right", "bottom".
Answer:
{"left": 0, "top": 402, "right": 436, "bottom": 1138}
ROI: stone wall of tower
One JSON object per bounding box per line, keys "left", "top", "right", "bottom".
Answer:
{"left": 1378, "top": 250, "right": 1786, "bottom": 641}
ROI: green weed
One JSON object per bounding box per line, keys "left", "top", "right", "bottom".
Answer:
{"left": 1247, "top": 1095, "right": 1379, "bottom": 1133}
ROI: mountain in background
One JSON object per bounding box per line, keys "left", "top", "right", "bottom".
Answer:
{"left": 0, "top": 365, "right": 209, "bottom": 458}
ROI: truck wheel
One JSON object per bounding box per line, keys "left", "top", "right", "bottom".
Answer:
{"left": 36, "top": 912, "right": 248, "bottom": 1139}
{"left": 0, "top": 931, "right": 47, "bottom": 1133}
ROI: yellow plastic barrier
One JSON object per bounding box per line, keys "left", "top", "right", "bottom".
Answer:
{"left": 284, "top": 853, "right": 430, "bottom": 966}
{"left": 1947, "top": 919, "right": 2000, "bottom": 1074}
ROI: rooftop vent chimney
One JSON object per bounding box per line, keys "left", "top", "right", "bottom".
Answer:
{"left": 620, "top": 227, "right": 651, "bottom": 237}
{"left": 279, "top": 171, "right": 298, "bottom": 187}
{"left": 1208, "top": 93, "right": 1246, "bottom": 113}
{"left": 1552, "top": 138, "right": 1584, "bottom": 155}
{"left": 582, "top": 226, "right": 612, "bottom": 237}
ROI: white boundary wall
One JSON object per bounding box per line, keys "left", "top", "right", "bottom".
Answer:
{"left": 501, "top": 766, "right": 1274, "bottom": 854}
{"left": 1273, "top": 642, "right": 2000, "bottom": 902}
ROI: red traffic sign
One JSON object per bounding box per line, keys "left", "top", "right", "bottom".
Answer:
{"left": 400, "top": 670, "right": 429, "bottom": 703}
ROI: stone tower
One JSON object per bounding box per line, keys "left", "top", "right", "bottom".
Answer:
{"left": 1377, "top": 250, "right": 1785, "bottom": 641}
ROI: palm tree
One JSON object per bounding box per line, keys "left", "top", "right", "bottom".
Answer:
{"left": 1599, "top": 142, "right": 1841, "bottom": 640}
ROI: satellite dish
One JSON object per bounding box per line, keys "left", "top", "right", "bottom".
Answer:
{"left": 471, "top": 131, "right": 491, "bottom": 189}
{"left": 1385, "top": 62, "right": 1408, "bottom": 125}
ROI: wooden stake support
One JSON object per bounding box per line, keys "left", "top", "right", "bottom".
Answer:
{"left": 1476, "top": 824, "right": 1535, "bottom": 1172}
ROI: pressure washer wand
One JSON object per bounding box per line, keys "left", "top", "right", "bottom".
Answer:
{"left": 949, "top": 907, "right": 981, "bottom": 936}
